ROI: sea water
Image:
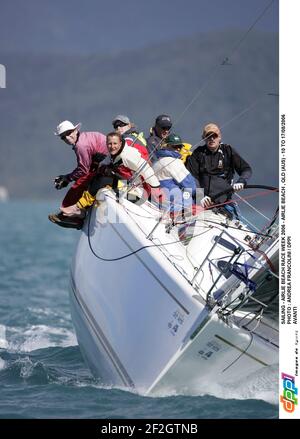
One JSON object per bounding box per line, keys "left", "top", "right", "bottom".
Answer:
{"left": 0, "top": 201, "right": 278, "bottom": 419}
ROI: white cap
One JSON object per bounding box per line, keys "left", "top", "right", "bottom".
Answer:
{"left": 54, "top": 120, "right": 81, "bottom": 136}
{"left": 112, "top": 115, "right": 130, "bottom": 125}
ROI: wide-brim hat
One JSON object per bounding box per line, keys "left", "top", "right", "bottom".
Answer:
{"left": 54, "top": 120, "right": 81, "bottom": 136}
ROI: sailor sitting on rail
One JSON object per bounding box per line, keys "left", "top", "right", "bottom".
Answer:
{"left": 56, "top": 132, "right": 160, "bottom": 227}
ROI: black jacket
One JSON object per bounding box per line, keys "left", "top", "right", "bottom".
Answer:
{"left": 186, "top": 143, "right": 252, "bottom": 203}
{"left": 146, "top": 127, "right": 163, "bottom": 160}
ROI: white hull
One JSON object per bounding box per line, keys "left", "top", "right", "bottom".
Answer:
{"left": 70, "top": 189, "right": 278, "bottom": 394}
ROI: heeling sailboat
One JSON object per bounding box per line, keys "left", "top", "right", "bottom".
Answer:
{"left": 68, "top": 2, "right": 278, "bottom": 393}
{"left": 69, "top": 183, "right": 278, "bottom": 394}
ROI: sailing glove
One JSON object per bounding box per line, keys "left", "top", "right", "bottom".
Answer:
{"left": 54, "top": 175, "right": 70, "bottom": 190}
{"left": 232, "top": 182, "right": 244, "bottom": 191}
{"left": 200, "top": 196, "right": 212, "bottom": 208}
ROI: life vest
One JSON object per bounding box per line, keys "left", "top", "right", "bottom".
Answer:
{"left": 124, "top": 130, "right": 148, "bottom": 148}
{"left": 179, "top": 143, "right": 192, "bottom": 163}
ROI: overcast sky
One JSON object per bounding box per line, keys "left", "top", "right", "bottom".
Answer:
{"left": 0, "top": 0, "right": 278, "bottom": 54}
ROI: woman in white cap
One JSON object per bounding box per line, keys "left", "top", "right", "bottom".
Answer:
{"left": 112, "top": 115, "right": 147, "bottom": 148}
{"left": 49, "top": 120, "right": 108, "bottom": 226}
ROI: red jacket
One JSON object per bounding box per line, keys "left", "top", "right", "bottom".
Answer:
{"left": 116, "top": 139, "right": 150, "bottom": 180}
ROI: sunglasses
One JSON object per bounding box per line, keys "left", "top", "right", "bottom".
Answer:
{"left": 113, "top": 121, "right": 128, "bottom": 129}
{"left": 60, "top": 130, "right": 74, "bottom": 140}
{"left": 206, "top": 133, "right": 219, "bottom": 140}
{"left": 157, "top": 126, "right": 171, "bottom": 131}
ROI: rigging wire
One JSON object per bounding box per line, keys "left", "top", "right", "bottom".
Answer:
{"left": 198, "top": 95, "right": 271, "bottom": 151}
{"left": 173, "top": 0, "right": 276, "bottom": 126}
{"left": 126, "top": 0, "right": 277, "bottom": 193}
{"left": 201, "top": 219, "right": 272, "bottom": 238}
{"left": 235, "top": 192, "right": 271, "bottom": 221}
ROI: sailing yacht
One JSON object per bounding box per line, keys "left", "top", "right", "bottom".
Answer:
{"left": 69, "top": 185, "right": 278, "bottom": 394}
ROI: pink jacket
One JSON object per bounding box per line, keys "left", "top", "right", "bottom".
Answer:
{"left": 67, "top": 131, "right": 107, "bottom": 181}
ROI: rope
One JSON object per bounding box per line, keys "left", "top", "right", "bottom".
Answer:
{"left": 86, "top": 187, "right": 277, "bottom": 265}
{"left": 86, "top": 199, "right": 208, "bottom": 262}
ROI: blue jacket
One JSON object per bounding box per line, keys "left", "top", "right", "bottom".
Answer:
{"left": 153, "top": 149, "right": 197, "bottom": 212}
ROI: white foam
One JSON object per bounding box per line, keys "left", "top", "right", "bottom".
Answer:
{"left": 20, "top": 325, "right": 77, "bottom": 352}
{"left": 147, "top": 365, "right": 279, "bottom": 404}
{"left": 69, "top": 365, "right": 278, "bottom": 405}
{"left": 18, "top": 356, "right": 35, "bottom": 378}
{"left": 2, "top": 324, "right": 77, "bottom": 352}
{"left": 0, "top": 324, "right": 8, "bottom": 349}
{"left": 0, "top": 357, "right": 6, "bottom": 370}
{"left": 27, "top": 307, "right": 70, "bottom": 320}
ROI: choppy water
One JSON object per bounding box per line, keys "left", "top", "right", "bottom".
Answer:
{"left": 0, "top": 201, "right": 278, "bottom": 419}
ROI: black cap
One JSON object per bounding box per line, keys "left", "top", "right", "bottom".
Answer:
{"left": 155, "top": 114, "right": 172, "bottom": 130}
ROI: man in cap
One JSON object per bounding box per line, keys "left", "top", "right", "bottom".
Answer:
{"left": 186, "top": 122, "right": 252, "bottom": 212}
{"left": 146, "top": 114, "right": 172, "bottom": 160}
{"left": 48, "top": 120, "right": 108, "bottom": 227}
